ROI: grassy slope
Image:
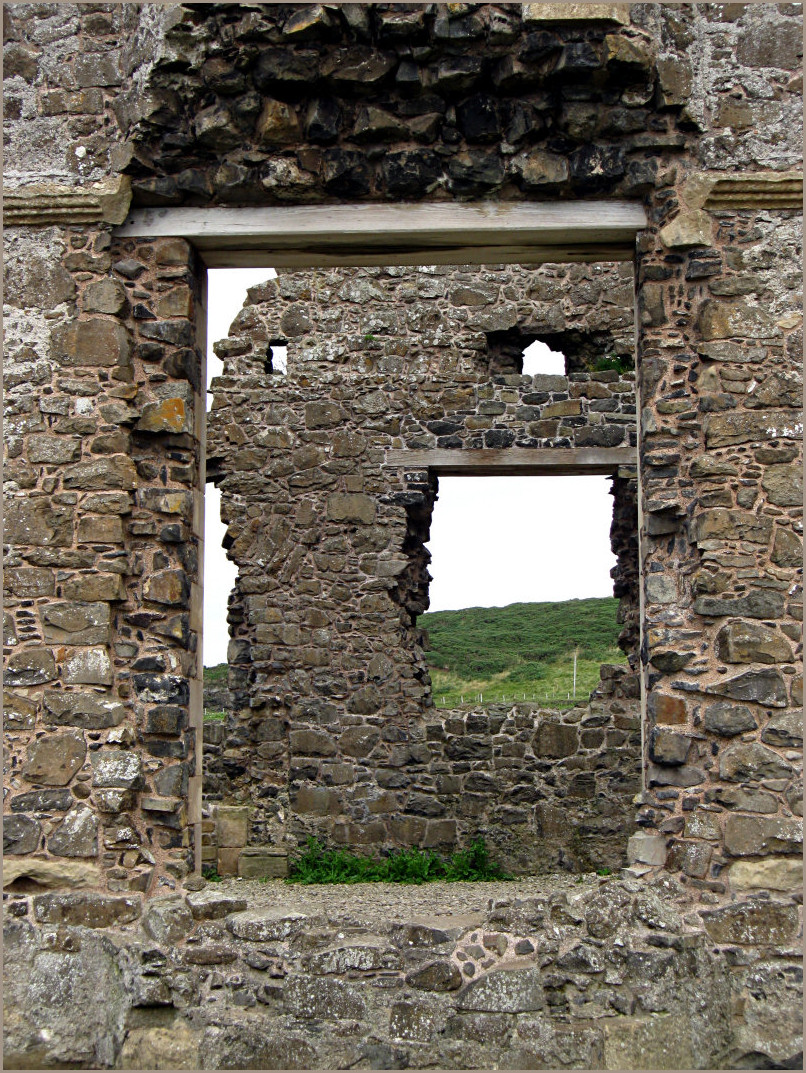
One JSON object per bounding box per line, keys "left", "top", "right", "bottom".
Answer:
{"left": 421, "top": 597, "right": 626, "bottom": 707}
{"left": 204, "top": 597, "right": 626, "bottom": 710}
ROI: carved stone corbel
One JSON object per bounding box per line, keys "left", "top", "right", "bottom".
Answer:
{"left": 682, "top": 170, "right": 803, "bottom": 212}
{"left": 3, "top": 175, "right": 132, "bottom": 227}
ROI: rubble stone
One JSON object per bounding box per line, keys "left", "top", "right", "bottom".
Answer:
{"left": 22, "top": 731, "right": 86, "bottom": 786}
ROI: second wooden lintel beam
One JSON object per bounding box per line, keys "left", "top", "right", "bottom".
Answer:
{"left": 384, "top": 447, "right": 636, "bottom": 476}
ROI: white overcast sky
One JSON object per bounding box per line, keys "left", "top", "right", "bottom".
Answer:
{"left": 203, "top": 270, "right": 618, "bottom": 666}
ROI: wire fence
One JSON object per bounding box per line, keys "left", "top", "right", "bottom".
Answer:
{"left": 436, "top": 690, "right": 587, "bottom": 709}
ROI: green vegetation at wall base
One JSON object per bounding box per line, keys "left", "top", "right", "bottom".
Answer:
{"left": 284, "top": 837, "right": 513, "bottom": 885}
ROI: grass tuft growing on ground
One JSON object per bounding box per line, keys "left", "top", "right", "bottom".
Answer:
{"left": 285, "top": 837, "right": 513, "bottom": 885}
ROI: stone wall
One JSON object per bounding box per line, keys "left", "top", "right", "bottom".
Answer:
{"left": 123, "top": 2, "right": 669, "bottom": 207}
{"left": 4, "top": 1, "right": 209, "bottom": 897}
{"left": 634, "top": 206, "right": 803, "bottom": 885}
{"left": 3, "top": 3, "right": 803, "bottom": 1067}
{"left": 2, "top": 0, "right": 801, "bottom": 959}
{"left": 4, "top": 227, "right": 207, "bottom": 892}
{"left": 201, "top": 665, "right": 641, "bottom": 878}
{"left": 4, "top": 872, "right": 802, "bottom": 1070}
{"left": 203, "top": 261, "right": 639, "bottom": 871}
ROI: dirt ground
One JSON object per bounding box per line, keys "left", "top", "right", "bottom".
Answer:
{"left": 200, "top": 871, "right": 609, "bottom": 930}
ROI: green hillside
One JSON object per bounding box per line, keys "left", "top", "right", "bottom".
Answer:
{"left": 420, "top": 597, "right": 626, "bottom": 708}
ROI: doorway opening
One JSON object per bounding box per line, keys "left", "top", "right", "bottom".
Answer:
{"left": 198, "top": 259, "right": 641, "bottom": 877}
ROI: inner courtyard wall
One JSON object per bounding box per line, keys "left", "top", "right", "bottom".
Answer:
{"left": 203, "top": 260, "right": 641, "bottom": 875}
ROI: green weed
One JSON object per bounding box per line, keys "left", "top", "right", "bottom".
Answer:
{"left": 203, "top": 709, "right": 226, "bottom": 722}
{"left": 286, "top": 837, "right": 512, "bottom": 885}
{"left": 594, "top": 354, "right": 633, "bottom": 374}
{"left": 202, "top": 865, "right": 223, "bottom": 882}
{"left": 441, "top": 838, "right": 510, "bottom": 882}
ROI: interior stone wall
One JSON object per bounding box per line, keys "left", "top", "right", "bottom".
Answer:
{"left": 203, "top": 262, "right": 639, "bottom": 874}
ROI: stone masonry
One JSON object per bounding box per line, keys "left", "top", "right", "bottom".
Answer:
{"left": 4, "top": 871, "right": 802, "bottom": 1070}
{"left": 3, "top": 3, "right": 803, "bottom": 1068}
{"left": 201, "top": 666, "right": 642, "bottom": 879}
{"left": 203, "top": 261, "right": 641, "bottom": 876}
{"left": 4, "top": 0, "right": 801, "bottom": 898}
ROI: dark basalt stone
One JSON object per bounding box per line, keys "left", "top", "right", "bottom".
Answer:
{"left": 649, "top": 728, "right": 692, "bottom": 766}
{"left": 139, "top": 320, "right": 195, "bottom": 346}
{"left": 553, "top": 41, "right": 603, "bottom": 77}
{"left": 705, "top": 668, "right": 788, "bottom": 708}
{"left": 569, "top": 144, "right": 625, "bottom": 189}
{"left": 131, "top": 176, "right": 182, "bottom": 207}
{"left": 132, "top": 674, "right": 190, "bottom": 706}
{"left": 253, "top": 49, "right": 320, "bottom": 92}
{"left": 163, "top": 348, "right": 202, "bottom": 392}
{"left": 10, "top": 789, "right": 74, "bottom": 812}
{"left": 377, "top": 8, "right": 428, "bottom": 44}
{"left": 432, "top": 55, "right": 484, "bottom": 93}
{"left": 175, "top": 168, "right": 214, "bottom": 201}
{"left": 395, "top": 59, "right": 423, "bottom": 94}
{"left": 703, "top": 702, "right": 757, "bottom": 737}
{"left": 305, "top": 97, "right": 341, "bottom": 144}
{"left": 322, "top": 148, "right": 372, "bottom": 196}
{"left": 3, "top": 814, "right": 42, "bottom": 854}
{"left": 201, "top": 56, "right": 250, "bottom": 95}
{"left": 321, "top": 46, "right": 397, "bottom": 92}
{"left": 446, "top": 150, "right": 505, "bottom": 194}
{"left": 518, "top": 31, "right": 563, "bottom": 63}
{"left": 484, "top": 429, "right": 516, "bottom": 448}
{"left": 694, "top": 591, "right": 786, "bottom": 620}
{"left": 381, "top": 149, "right": 443, "bottom": 199}
{"left": 230, "top": 91, "right": 263, "bottom": 129}
{"left": 211, "top": 162, "right": 265, "bottom": 203}
{"left": 433, "top": 12, "right": 485, "bottom": 42}
{"left": 425, "top": 420, "right": 462, "bottom": 436}
{"left": 575, "top": 425, "right": 626, "bottom": 447}
{"left": 456, "top": 94, "right": 501, "bottom": 143}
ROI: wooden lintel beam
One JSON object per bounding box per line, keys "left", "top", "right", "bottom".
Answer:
{"left": 115, "top": 201, "right": 647, "bottom": 267}
{"left": 384, "top": 447, "right": 636, "bottom": 476}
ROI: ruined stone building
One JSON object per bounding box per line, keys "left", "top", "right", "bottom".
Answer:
{"left": 3, "top": 3, "right": 803, "bottom": 1068}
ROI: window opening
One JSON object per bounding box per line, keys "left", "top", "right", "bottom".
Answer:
{"left": 198, "top": 260, "right": 641, "bottom": 878}
{"left": 421, "top": 474, "right": 628, "bottom": 709}
{"left": 522, "top": 340, "right": 565, "bottom": 376}
{"left": 269, "top": 343, "right": 288, "bottom": 374}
